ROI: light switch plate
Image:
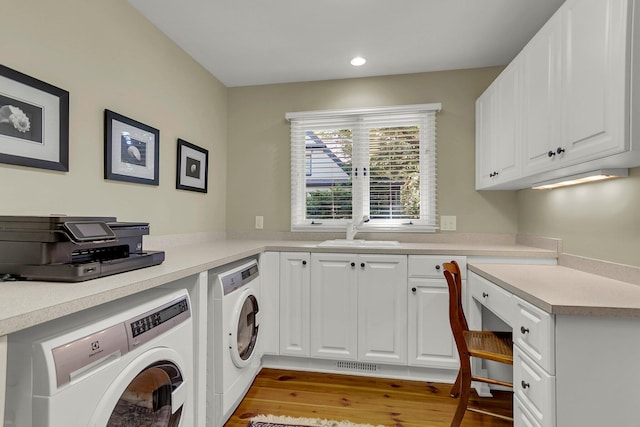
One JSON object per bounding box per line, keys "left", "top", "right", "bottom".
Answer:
{"left": 255, "top": 216, "right": 264, "bottom": 229}
{"left": 440, "top": 215, "right": 457, "bottom": 231}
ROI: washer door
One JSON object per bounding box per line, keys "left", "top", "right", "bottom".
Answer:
{"left": 229, "top": 289, "right": 260, "bottom": 368}
{"left": 107, "top": 363, "right": 182, "bottom": 426}
{"left": 89, "top": 348, "right": 188, "bottom": 427}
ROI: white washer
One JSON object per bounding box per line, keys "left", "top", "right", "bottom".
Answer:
{"left": 209, "top": 258, "right": 262, "bottom": 426}
{"left": 4, "top": 288, "right": 193, "bottom": 427}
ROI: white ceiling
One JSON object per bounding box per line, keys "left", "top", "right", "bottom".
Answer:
{"left": 128, "top": 0, "right": 565, "bottom": 88}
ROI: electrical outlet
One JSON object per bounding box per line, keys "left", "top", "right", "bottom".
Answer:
{"left": 440, "top": 215, "right": 457, "bottom": 231}
{"left": 255, "top": 216, "right": 264, "bottom": 229}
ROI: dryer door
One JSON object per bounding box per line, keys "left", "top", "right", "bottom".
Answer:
{"left": 229, "top": 288, "right": 260, "bottom": 368}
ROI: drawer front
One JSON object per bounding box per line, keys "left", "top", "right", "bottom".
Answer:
{"left": 514, "top": 296, "right": 555, "bottom": 374}
{"left": 514, "top": 347, "right": 556, "bottom": 427}
{"left": 408, "top": 255, "right": 467, "bottom": 278}
{"left": 468, "top": 272, "right": 513, "bottom": 325}
{"left": 514, "top": 397, "right": 543, "bottom": 427}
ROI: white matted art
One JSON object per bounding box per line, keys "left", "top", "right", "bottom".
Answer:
{"left": 104, "top": 109, "right": 159, "bottom": 185}
{"left": 176, "top": 138, "right": 208, "bottom": 193}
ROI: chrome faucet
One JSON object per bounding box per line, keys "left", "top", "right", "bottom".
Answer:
{"left": 346, "top": 215, "right": 370, "bottom": 240}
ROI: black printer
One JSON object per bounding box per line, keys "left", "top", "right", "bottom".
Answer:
{"left": 0, "top": 215, "right": 165, "bottom": 282}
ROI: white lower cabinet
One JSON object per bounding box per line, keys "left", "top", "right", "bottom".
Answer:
{"left": 357, "top": 254, "right": 408, "bottom": 364}
{"left": 279, "top": 252, "right": 310, "bottom": 357}
{"left": 514, "top": 347, "right": 556, "bottom": 427}
{"left": 407, "top": 256, "right": 466, "bottom": 369}
{"left": 309, "top": 253, "right": 358, "bottom": 360}
{"left": 310, "top": 253, "right": 407, "bottom": 364}
{"left": 515, "top": 397, "right": 543, "bottom": 427}
{"left": 470, "top": 273, "right": 556, "bottom": 427}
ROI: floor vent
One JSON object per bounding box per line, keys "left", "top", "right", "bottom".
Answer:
{"left": 336, "top": 361, "right": 378, "bottom": 372}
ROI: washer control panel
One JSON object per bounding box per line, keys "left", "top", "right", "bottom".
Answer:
{"left": 126, "top": 295, "right": 191, "bottom": 347}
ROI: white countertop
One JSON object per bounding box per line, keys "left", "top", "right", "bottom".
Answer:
{"left": 469, "top": 263, "right": 640, "bottom": 317}
{"left": 0, "top": 238, "right": 556, "bottom": 336}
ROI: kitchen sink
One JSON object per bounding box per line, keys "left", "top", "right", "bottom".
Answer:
{"left": 317, "top": 239, "right": 401, "bottom": 248}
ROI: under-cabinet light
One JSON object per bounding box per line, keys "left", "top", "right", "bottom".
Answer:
{"left": 531, "top": 168, "right": 628, "bottom": 190}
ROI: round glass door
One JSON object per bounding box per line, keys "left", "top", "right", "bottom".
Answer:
{"left": 107, "top": 362, "right": 183, "bottom": 427}
{"left": 231, "top": 293, "right": 259, "bottom": 367}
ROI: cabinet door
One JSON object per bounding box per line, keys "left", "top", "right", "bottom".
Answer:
{"left": 279, "top": 252, "right": 310, "bottom": 356}
{"left": 358, "top": 254, "right": 407, "bottom": 365}
{"left": 475, "top": 84, "right": 497, "bottom": 189}
{"left": 560, "top": 0, "right": 628, "bottom": 164}
{"left": 407, "top": 277, "right": 458, "bottom": 369}
{"left": 310, "top": 253, "right": 358, "bottom": 360}
{"left": 475, "top": 62, "right": 521, "bottom": 189}
{"left": 493, "top": 61, "right": 521, "bottom": 182}
{"left": 521, "top": 12, "right": 562, "bottom": 175}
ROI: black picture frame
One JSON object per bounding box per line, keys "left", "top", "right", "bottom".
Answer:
{"left": 0, "top": 64, "right": 69, "bottom": 171}
{"left": 104, "top": 109, "right": 159, "bottom": 185}
{"left": 176, "top": 138, "right": 208, "bottom": 193}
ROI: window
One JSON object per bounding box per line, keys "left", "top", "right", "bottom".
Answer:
{"left": 287, "top": 103, "right": 440, "bottom": 232}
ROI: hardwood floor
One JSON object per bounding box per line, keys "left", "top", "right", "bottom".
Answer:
{"left": 225, "top": 368, "right": 512, "bottom": 427}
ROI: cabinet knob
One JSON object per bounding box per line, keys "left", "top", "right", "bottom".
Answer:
{"left": 556, "top": 147, "right": 565, "bottom": 155}
{"left": 520, "top": 326, "right": 530, "bottom": 334}
{"left": 350, "top": 262, "right": 356, "bottom": 267}
{"left": 548, "top": 150, "right": 556, "bottom": 158}
{"left": 521, "top": 380, "right": 530, "bottom": 389}
{"left": 435, "top": 265, "right": 441, "bottom": 271}
{"left": 360, "top": 262, "right": 365, "bottom": 268}
{"left": 482, "top": 292, "right": 489, "bottom": 298}
{"left": 302, "top": 260, "right": 307, "bottom": 266}
{"left": 411, "top": 287, "right": 417, "bottom": 293}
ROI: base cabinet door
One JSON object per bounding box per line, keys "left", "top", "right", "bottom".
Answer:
{"left": 310, "top": 253, "right": 358, "bottom": 360}
{"left": 358, "top": 254, "right": 407, "bottom": 365}
{"left": 407, "top": 277, "right": 458, "bottom": 369}
{"left": 279, "top": 252, "right": 311, "bottom": 356}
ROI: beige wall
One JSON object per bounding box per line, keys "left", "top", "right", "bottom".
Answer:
{"left": 0, "top": 0, "right": 228, "bottom": 235}
{"left": 517, "top": 167, "right": 640, "bottom": 266}
{"left": 227, "top": 68, "right": 518, "bottom": 235}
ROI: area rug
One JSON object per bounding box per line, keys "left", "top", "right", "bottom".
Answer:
{"left": 248, "top": 414, "right": 386, "bottom": 427}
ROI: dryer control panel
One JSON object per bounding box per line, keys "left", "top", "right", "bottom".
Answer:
{"left": 220, "top": 260, "right": 259, "bottom": 295}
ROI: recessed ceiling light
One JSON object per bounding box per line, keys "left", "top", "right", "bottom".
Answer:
{"left": 350, "top": 56, "right": 366, "bottom": 66}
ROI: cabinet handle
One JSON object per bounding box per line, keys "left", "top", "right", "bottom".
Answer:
{"left": 520, "top": 326, "right": 530, "bottom": 334}
{"left": 302, "top": 260, "right": 307, "bottom": 266}
{"left": 435, "top": 265, "right": 441, "bottom": 271}
{"left": 556, "top": 147, "right": 565, "bottom": 155}
{"left": 350, "top": 262, "right": 355, "bottom": 267}
{"left": 489, "top": 171, "right": 499, "bottom": 178}
{"left": 521, "top": 380, "right": 530, "bottom": 389}
{"left": 411, "top": 287, "right": 417, "bottom": 293}
{"left": 548, "top": 150, "right": 556, "bottom": 158}
{"left": 482, "top": 292, "right": 489, "bottom": 298}
{"left": 360, "top": 262, "right": 365, "bottom": 268}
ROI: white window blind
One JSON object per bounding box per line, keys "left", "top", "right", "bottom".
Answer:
{"left": 287, "top": 103, "right": 440, "bottom": 232}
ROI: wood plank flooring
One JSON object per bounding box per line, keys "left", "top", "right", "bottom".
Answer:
{"left": 225, "top": 368, "right": 512, "bottom": 427}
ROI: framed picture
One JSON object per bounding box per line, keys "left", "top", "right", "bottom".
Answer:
{"left": 0, "top": 64, "right": 69, "bottom": 171}
{"left": 176, "top": 138, "right": 208, "bottom": 193}
{"left": 104, "top": 109, "right": 159, "bottom": 185}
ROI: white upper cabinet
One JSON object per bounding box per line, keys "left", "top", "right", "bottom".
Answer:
{"left": 475, "top": 61, "right": 522, "bottom": 189}
{"left": 477, "top": 0, "right": 637, "bottom": 190}
{"left": 560, "top": 0, "right": 627, "bottom": 164}
{"left": 520, "top": 11, "right": 562, "bottom": 176}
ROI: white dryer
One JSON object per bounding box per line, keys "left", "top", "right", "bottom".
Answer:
{"left": 4, "top": 288, "right": 193, "bottom": 427}
{"left": 208, "top": 258, "right": 262, "bottom": 426}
